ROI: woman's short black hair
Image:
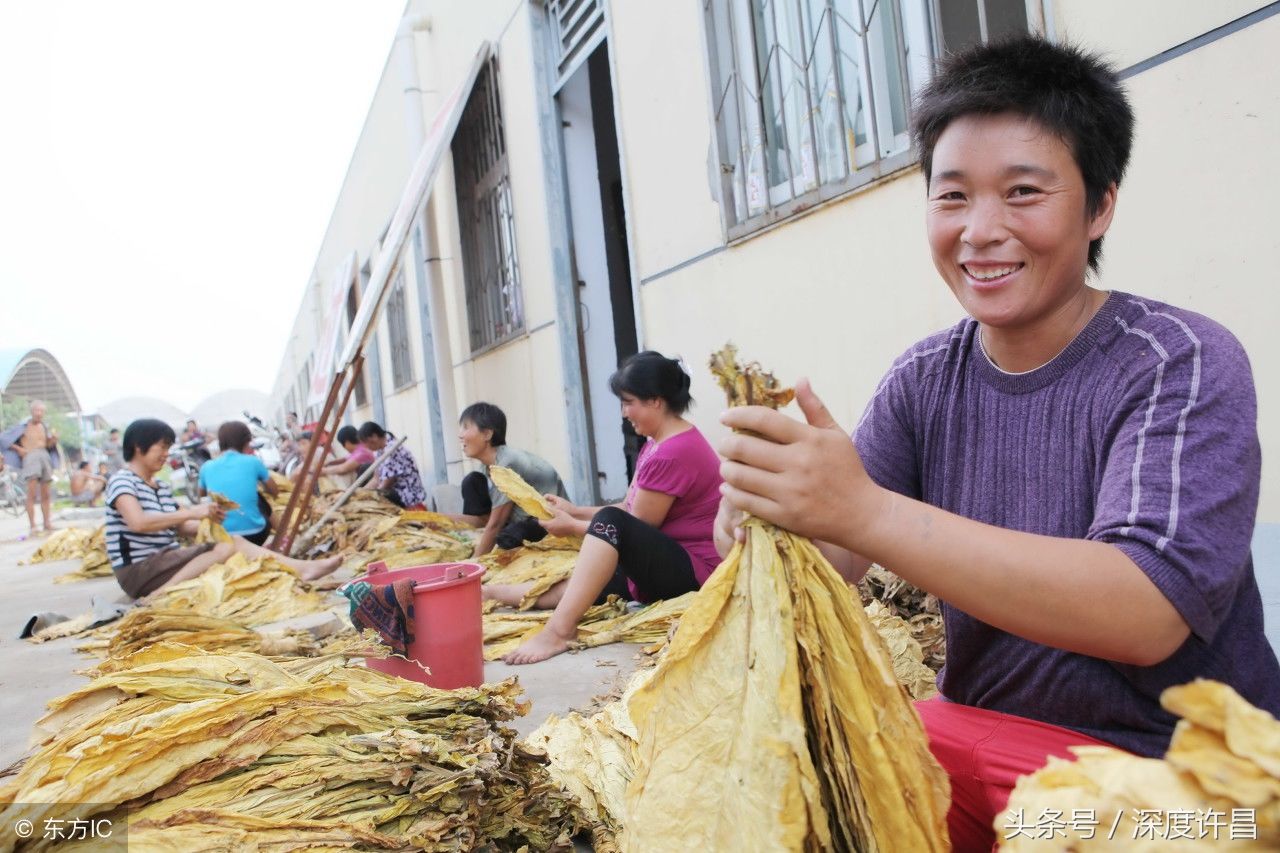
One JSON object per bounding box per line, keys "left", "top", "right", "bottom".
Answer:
{"left": 911, "top": 35, "right": 1134, "bottom": 272}
{"left": 357, "top": 421, "right": 386, "bottom": 441}
{"left": 217, "top": 421, "right": 253, "bottom": 453}
{"left": 336, "top": 425, "right": 359, "bottom": 447}
{"left": 459, "top": 402, "right": 507, "bottom": 447}
{"left": 608, "top": 351, "right": 693, "bottom": 415}
{"left": 122, "top": 419, "right": 176, "bottom": 461}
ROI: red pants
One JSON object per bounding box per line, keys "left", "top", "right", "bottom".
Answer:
{"left": 915, "top": 699, "right": 1117, "bottom": 852}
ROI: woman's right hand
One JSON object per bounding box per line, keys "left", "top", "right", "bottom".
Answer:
{"left": 190, "top": 503, "right": 226, "bottom": 523}
{"left": 713, "top": 496, "right": 746, "bottom": 559}
{"left": 544, "top": 494, "right": 577, "bottom": 515}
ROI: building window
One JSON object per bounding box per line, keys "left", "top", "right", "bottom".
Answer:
{"left": 704, "top": 0, "right": 1025, "bottom": 238}
{"left": 453, "top": 58, "right": 525, "bottom": 354}
{"left": 386, "top": 272, "right": 414, "bottom": 391}
{"left": 345, "top": 281, "right": 369, "bottom": 407}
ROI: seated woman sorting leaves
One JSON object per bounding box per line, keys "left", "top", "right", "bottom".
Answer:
{"left": 451, "top": 401, "right": 570, "bottom": 557}
{"left": 106, "top": 418, "right": 341, "bottom": 600}
{"left": 490, "top": 351, "right": 724, "bottom": 665}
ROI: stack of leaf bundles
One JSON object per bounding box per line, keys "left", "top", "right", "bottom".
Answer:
{"left": 623, "top": 345, "right": 951, "bottom": 852}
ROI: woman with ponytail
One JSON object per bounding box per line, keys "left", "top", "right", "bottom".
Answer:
{"left": 492, "top": 351, "right": 724, "bottom": 664}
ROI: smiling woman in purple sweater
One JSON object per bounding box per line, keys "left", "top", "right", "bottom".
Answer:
{"left": 716, "top": 36, "right": 1280, "bottom": 852}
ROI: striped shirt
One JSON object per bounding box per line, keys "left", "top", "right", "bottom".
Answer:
{"left": 854, "top": 290, "right": 1280, "bottom": 757}
{"left": 106, "top": 470, "right": 179, "bottom": 568}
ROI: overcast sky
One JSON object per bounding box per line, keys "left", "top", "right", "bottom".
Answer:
{"left": 0, "top": 1, "right": 404, "bottom": 413}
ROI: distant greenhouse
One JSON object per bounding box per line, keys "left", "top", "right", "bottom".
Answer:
{"left": 0, "top": 348, "right": 81, "bottom": 415}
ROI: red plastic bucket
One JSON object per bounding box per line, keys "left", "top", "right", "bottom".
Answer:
{"left": 352, "top": 560, "right": 485, "bottom": 689}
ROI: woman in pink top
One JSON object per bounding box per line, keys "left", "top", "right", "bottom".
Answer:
{"left": 494, "top": 351, "right": 724, "bottom": 664}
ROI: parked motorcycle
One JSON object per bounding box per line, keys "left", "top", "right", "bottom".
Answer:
{"left": 243, "top": 411, "right": 284, "bottom": 471}
{"left": 167, "top": 437, "right": 207, "bottom": 500}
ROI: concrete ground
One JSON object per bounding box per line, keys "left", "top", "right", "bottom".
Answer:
{"left": 0, "top": 510, "right": 642, "bottom": 770}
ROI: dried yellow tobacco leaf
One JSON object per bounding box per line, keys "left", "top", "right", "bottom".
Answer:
{"left": 1000, "top": 680, "right": 1280, "bottom": 851}
{"left": 208, "top": 492, "right": 239, "bottom": 511}
{"left": 0, "top": 650, "right": 587, "bottom": 851}
{"left": 23, "top": 526, "right": 101, "bottom": 564}
{"left": 194, "top": 518, "right": 233, "bottom": 544}
{"left": 146, "top": 553, "right": 329, "bottom": 626}
{"left": 623, "top": 345, "right": 949, "bottom": 852}
{"left": 489, "top": 465, "right": 554, "bottom": 519}
{"left": 480, "top": 538, "right": 582, "bottom": 609}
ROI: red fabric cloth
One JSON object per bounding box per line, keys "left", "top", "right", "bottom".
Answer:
{"left": 915, "top": 698, "right": 1121, "bottom": 852}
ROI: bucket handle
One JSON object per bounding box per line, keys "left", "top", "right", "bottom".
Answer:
{"left": 367, "top": 560, "right": 388, "bottom": 576}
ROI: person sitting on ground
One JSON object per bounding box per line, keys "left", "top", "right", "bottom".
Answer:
{"left": 496, "top": 352, "right": 723, "bottom": 665}
{"left": 70, "top": 461, "right": 106, "bottom": 507}
{"left": 321, "top": 425, "right": 376, "bottom": 480}
{"left": 713, "top": 36, "right": 1280, "bottom": 852}
{"left": 285, "top": 431, "right": 321, "bottom": 486}
{"left": 106, "top": 418, "right": 341, "bottom": 600}
{"left": 197, "top": 421, "right": 279, "bottom": 546}
{"left": 359, "top": 421, "right": 426, "bottom": 510}
{"left": 452, "top": 402, "right": 570, "bottom": 557}
{"left": 96, "top": 461, "right": 110, "bottom": 480}
{"left": 1, "top": 400, "right": 61, "bottom": 536}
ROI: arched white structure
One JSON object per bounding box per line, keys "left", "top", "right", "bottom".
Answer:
{"left": 0, "top": 348, "right": 81, "bottom": 414}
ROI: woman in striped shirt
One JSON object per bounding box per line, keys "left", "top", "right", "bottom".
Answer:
{"left": 106, "top": 419, "right": 342, "bottom": 599}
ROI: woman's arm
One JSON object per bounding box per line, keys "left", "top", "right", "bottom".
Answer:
{"left": 114, "top": 493, "right": 220, "bottom": 534}
{"left": 473, "top": 501, "right": 516, "bottom": 556}
{"left": 544, "top": 494, "right": 598, "bottom": 521}
{"left": 322, "top": 457, "right": 360, "bottom": 476}
{"left": 629, "top": 488, "right": 676, "bottom": 529}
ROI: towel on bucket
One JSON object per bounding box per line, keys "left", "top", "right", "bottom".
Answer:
{"left": 342, "top": 578, "right": 417, "bottom": 657}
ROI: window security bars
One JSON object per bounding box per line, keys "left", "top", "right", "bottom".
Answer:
{"left": 453, "top": 58, "right": 526, "bottom": 354}
{"left": 705, "top": 0, "right": 1025, "bottom": 238}
{"left": 386, "top": 273, "right": 414, "bottom": 390}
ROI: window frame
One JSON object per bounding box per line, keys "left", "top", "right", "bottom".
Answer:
{"left": 385, "top": 272, "right": 415, "bottom": 393}
{"left": 452, "top": 57, "right": 527, "bottom": 356}
{"left": 702, "top": 0, "right": 1026, "bottom": 242}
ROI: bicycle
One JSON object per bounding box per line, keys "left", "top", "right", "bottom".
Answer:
{"left": 0, "top": 469, "right": 26, "bottom": 517}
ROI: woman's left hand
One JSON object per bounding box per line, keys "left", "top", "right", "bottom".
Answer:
{"left": 538, "top": 506, "right": 580, "bottom": 537}
{"left": 718, "top": 378, "right": 889, "bottom": 548}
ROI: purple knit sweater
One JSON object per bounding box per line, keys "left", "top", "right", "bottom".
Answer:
{"left": 854, "top": 291, "right": 1280, "bottom": 757}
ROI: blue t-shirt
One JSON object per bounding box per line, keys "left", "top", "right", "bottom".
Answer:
{"left": 198, "top": 450, "right": 270, "bottom": 534}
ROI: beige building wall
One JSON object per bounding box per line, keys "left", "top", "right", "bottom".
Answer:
{"left": 608, "top": 0, "right": 1280, "bottom": 522}
{"left": 272, "top": 0, "right": 583, "bottom": 492}
{"left": 407, "top": 0, "right": 579, "bottom": 487}
{"left": 274, "top": 1, "right": 1277, "bottom": 528}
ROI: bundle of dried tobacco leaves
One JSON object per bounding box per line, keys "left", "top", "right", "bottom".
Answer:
{"left": 1, "top": 648, "right": 588, "bottom": 852}
{"left": 24, "top": 527, "right": 112, "bottom": 583}
{"left": 1001, "top": 679, "right": 1280, "bottom": 851}
{"left": 623, "top": 345, "right": 950, "bottom": 852}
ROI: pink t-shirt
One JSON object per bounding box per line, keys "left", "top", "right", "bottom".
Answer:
{"left": 624, "top": 427, "right": 723, "bottom": 592}
{"left": 347, "top": 444, "right": 375, "bottom": 465}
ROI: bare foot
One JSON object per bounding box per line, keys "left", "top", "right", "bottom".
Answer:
{"left": 502, "top": 625, "right": 575, "bottom": 665}
{"left": 482, "top": 583, "right": 531, "bottom": 608}
{"left": 300, "top": 556, "right": 343, "bottom": 582}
